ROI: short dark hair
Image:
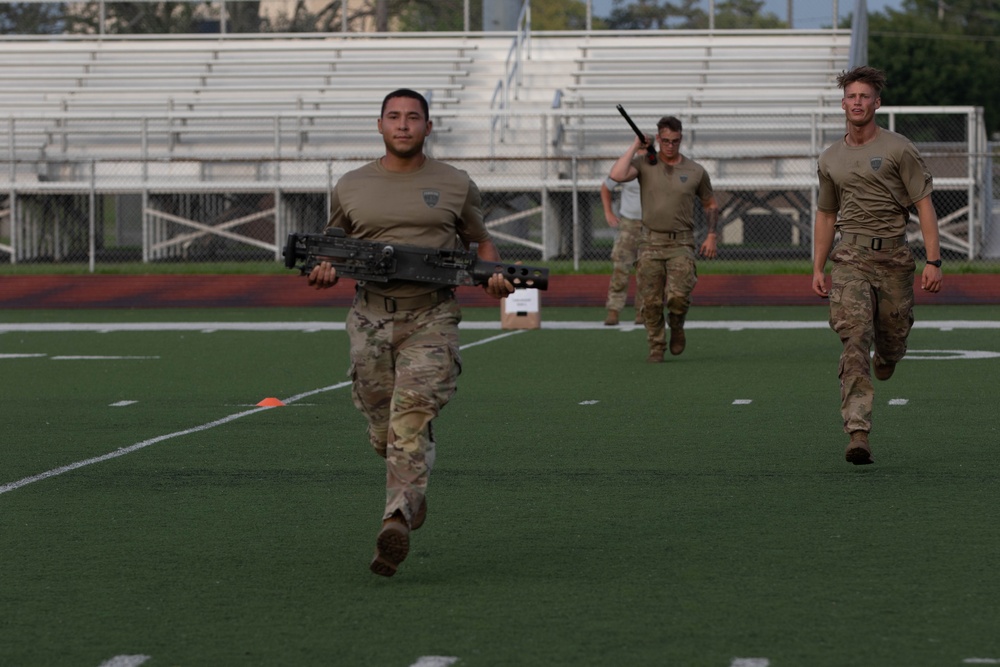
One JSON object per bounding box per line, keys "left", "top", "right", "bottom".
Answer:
{"left": 657, "top": 116, "right": 683, "bottom": 133}
{"left": 381, "top": 88, "right": 429, "bottom": 119}
{"left": 837, "top": 66, "right": 888, "bottom": 97}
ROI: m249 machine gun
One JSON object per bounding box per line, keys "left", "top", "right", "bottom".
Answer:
{"left": 283, "top": 228, "right": 549, "bottom": 290}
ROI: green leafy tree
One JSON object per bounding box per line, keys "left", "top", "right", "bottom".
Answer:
{"left": 605, "top": 0, "right": 671, "bottom": 29}
{"left": 673, "top": 0, "right": 709, "bottom": 29}
{"left": 531, "top": 0, "right": 591, "bottom": 30}
{"left": 868, "top": 0, "right": 1000, "bottom": 137}
{"left": 397, "top": 0, "right": 471, "bottom": 31}
{"left": 65, "top": 2, "right": 202, "bottom": 34}
{"left": 713, "top": 0, "right": 784, "bottom": 28}
{"left": 0, "top": 2, "right": 67, "bottom": 34}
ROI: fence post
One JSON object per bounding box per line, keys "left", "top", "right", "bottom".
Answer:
{"left": 572, "top": 156, "right": 580, "bottom": 271}
{"left": 6, "top": 117, "right": 14, "bottom": 265}
{"left": 89, "top": 160, "right": 97, "bottom": 273}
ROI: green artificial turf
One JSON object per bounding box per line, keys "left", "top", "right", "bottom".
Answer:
{"left": 1, "top": 306, "right": 999, "bottom": 666}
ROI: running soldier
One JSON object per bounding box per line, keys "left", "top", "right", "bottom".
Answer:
{"left": 812, "top": 66, "right": 943, "bottom": 465}
{"left": 600, "top": 176, "right": 643, "bottom": 326}
{"left": 307, "top": 89, "right": 514, "bottom": 576}
{"left": 609, "top": 116, "right": 719, "bottom": 362}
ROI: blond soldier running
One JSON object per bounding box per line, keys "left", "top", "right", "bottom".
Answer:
{"left": 308, "top": 89, "right": 514, "bottom": 577}
{"left": 600, "top": 176, "right": 644, "bottom": 325}
{"left": 609, "top": 116, "right": 719, "bottom": 362}
{"left": 812, "top": 66, "right": 943, "bottom": 465}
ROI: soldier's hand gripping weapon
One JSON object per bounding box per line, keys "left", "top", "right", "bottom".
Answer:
{"left": 283, "top": 228, "right": 549, "bottom": 290}
{"left": 616, "top": 104, "right": 657, "bottom": 165}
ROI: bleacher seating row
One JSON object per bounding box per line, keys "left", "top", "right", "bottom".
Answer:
{"left": 0, "top": 36, "right": 475, "bottom": 117}
{"left": 0, "top": 29, "right": 852, "bottom": 180}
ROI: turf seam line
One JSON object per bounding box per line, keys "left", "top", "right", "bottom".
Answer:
{"left": 0, "top": 333, "right": 517, "bottom": 496}
{"left": 0, "top": 407, "right": 270, "bottom": 495}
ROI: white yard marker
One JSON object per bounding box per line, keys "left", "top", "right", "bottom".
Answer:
{"left": 732, "top": 399, "right": 753, "bottom": 405}
{"left": 903, "top": 349, "right": 1000, "bottom": 360}
{"left": 579, "top": 400, "right": 600, "bottom": 405}
{"left": 98, "top": 656, "right": 150, "bottom": 667}
{"left": 458, "top": 329, "right": 526, "bottom": 350}
{"left": 409, "top": 658, "right": 459, "bottom": 667}
{"left": 731, "top": 659, "right": 770, "bottom": 667}
{"left": 889, "top": 398, "right": 909, "bottom": 406}
{"left": 110, "top": 401, "right": 138, "bottom": 407}
{"left": 52, "top": 355, "right": 160, "bottom": 361}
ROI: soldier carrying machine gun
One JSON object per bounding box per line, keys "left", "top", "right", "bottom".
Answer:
{"left": 283, "top": 228, "right": 549, "bottom": 291}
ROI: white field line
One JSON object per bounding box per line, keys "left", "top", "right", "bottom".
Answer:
{"left": 52, "top": 356, "right": 160, "bottom": 360}
{"left": 409, "top": 658, "right": 459, "bottom": 667}
{"left": 0, "top": 334, "right": 515, "bottom": 496}
{"left": 2, "top": 320, "right": 1000, "bottom": 333}
{"left": 97, "top": 655, "right": 150, "bottom": 667}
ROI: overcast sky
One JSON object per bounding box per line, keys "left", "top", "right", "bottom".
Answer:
{"left": 587, "top": 0, "right": 904, "bottom": 29}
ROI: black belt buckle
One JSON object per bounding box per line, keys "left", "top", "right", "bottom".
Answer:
{"left": 870, "top": 237, "right": 883, "bottom": 250}
{"left": 665, "top": 231, "right": 677, "bottom": 239}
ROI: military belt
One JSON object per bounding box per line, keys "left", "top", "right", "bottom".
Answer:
{"left": 647, "top": 229, "right": 694, "bottom": 241}
{"left": 840, "top": 233, "right": 907, "bottom": 251}
{"left": 357, "top": 286, "right": 454, "bottom": 314}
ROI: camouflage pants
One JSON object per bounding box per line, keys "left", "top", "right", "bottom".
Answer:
{"left": 605, "top": 216, "right": 642, "bottom": 312}
{"left": 635, "top": 242, "right": 697, "bottom": 352}
{"left": 346, "top": 295, "right": 462, "bottom": 525}
{"left": 828, "top": 243, "right": 915, "bottom": 434}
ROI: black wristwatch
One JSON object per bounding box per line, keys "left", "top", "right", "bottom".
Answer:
{"left": 926, "top": 259, "right": 942, "bottom": 268}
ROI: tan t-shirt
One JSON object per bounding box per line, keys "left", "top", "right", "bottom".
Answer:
{"left": 327, "top": 157, "right": 490, "bottom": 298}
{"left": 633, "top": 154, "right": 713, "bottom": 233}
{"left": 817, "top": 128, "right": 933, "bottom": 237}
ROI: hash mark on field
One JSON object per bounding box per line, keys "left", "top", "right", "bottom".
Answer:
{"left": 409, "top": 657, "right": 459, "bottom": 667}
{"left": 731, "top": 659, "right": 770, "bottom": 667}
{"left": 732, "top": 399, "right": 753, "bottom": 405}
{"left": 51, "top": 355, "right": 160, "bottom": 360}
{"left": 965, "top": 660, "right": 1000, "bottom": 664}
{"left": 579, "top": 400, "right": 599, "bottom": 405}
{"left": 889, "top": 398, "right": 909, "bottom": 406}
{"left": 110, "top": 400, "right": 138, "bottom": 407}
{"left": 98, "top": 656, "right": 150, "bottom": 667}
{"left": 0, "top": 353, "right": 47, "bottom": 359}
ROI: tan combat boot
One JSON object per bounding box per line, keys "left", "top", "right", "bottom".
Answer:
{"left": 604, "top": 310, "right": 620, "bottom": 326}
{"left": 669, "top": 327, "right": 686, "bottom": 355}
{"left": 872, "top": 354, "right": 896, "bottom": 381}
{"left": 370, "top": 512, "right": 410, "bottom": 577}
{"left": 845, "top": 431, "right": 874, "bottom": 465}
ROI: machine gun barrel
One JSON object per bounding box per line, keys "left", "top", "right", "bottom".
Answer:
{"left": 283, "top": 229, "right": 549, "bottom": 290}
{"left": 616, "top": 104, "right": 657, "bottom": 165}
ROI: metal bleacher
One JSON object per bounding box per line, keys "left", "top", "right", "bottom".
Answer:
{"left": 0, "top": 29, "right": 851, "bottom": 165}
{"left": 18, "top": 26, "right": 985, "bottom": 266}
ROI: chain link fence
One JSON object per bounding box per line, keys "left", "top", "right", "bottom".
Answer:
{"left": 0, "top": 107, "right": 995, "bottom": 270}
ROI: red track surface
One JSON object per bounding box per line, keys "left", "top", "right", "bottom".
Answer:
{"left": 1, "top": 274, "right": 997, "bottom": 309}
